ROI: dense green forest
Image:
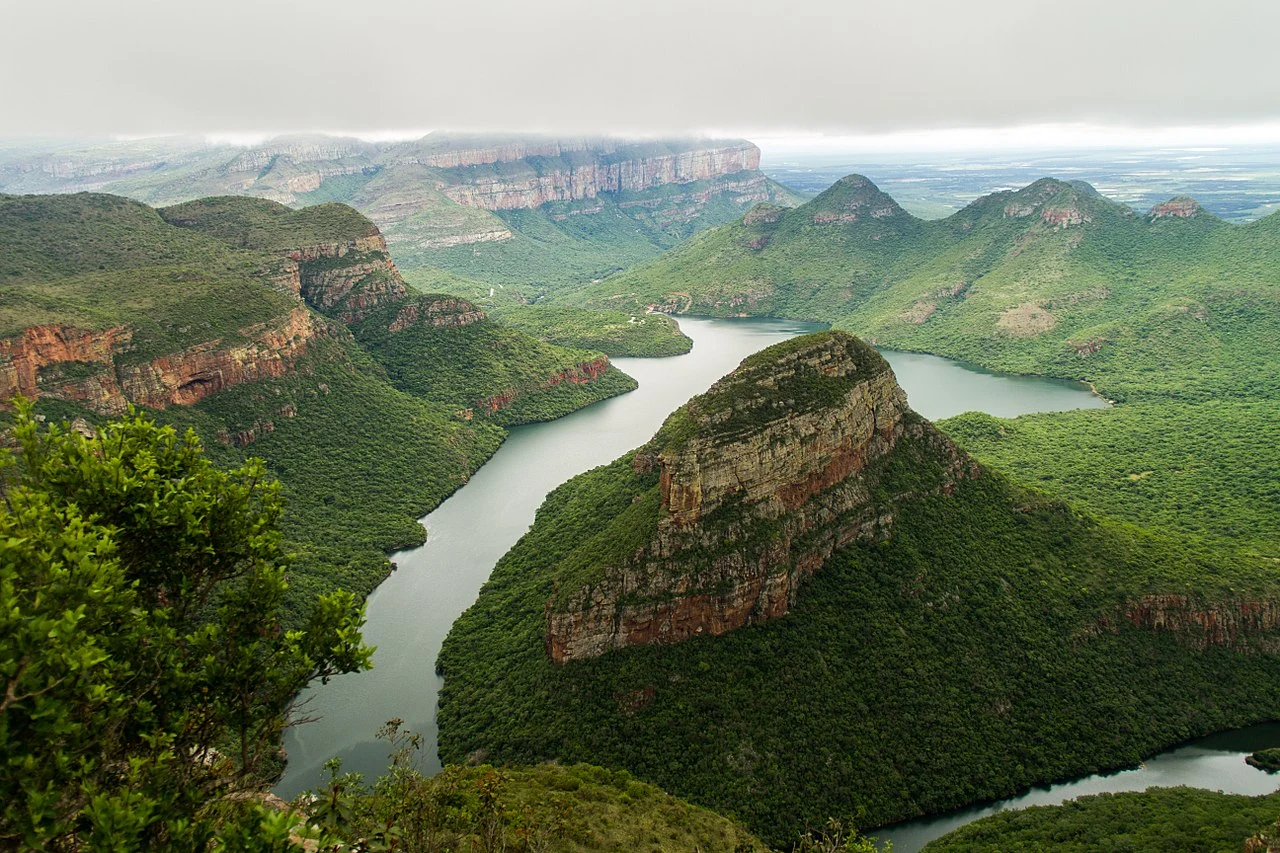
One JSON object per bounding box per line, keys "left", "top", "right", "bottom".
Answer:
{"left": 437, "top": 356, "right": 1280, "bottom": 845}
{"left": 923, "top": 787, "right": 1280, "bottom": 852}
{"left": 0, "top": 404, "right": 371, "bottom": 848}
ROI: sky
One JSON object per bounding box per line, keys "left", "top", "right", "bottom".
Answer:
{"left": 3, "top": 0, "right": 1279, "bottom": 142}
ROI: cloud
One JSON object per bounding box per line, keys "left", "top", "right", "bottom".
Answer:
{"left": 4, "top": 0, "right": 1279, "bottom": 135}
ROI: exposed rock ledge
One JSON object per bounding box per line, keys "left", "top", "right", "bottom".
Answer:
{"left": 546, "top": 332, "right": 978, "bottom": 663}
{"left": 0, "top": 308, "right": 325, "bottom": 415}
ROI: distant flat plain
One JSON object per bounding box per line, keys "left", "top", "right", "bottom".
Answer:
{"left": 763, "top": 144, "right": 1280, "bottom": 222}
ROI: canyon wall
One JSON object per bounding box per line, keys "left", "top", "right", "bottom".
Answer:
{"left": 0, "top": 307, "right": 325, "bottom": 416}
{"left": 433, "top": 142, "right": 762, "bottom": 211}
{"left": 290, "top": 234, "right": 408, "bottom": 325}
{"left": 546, "top": 332, "right": 979, "bottom": 663}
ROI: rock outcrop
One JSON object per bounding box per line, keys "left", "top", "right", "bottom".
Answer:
{"left": 1149, "top": 196, "right": 1204, "bottom": 219}
{"left": 545, "top": 332, "right": 978, "bottom": 663}
{"left": 387, "top": 296, "right": 486, "bottom": 333}
{"left": 289, "top": 234, "right": 408, "bottom": 325}
{"left": 1116, "top": 593, "right": 1280, "bottom": 651}
{"left": 0, "top": 308, "right": 325, "bottom": 415}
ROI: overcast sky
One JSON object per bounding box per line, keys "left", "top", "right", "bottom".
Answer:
{"left": 4, "top": 0, "right": 1278, "bottom": 142}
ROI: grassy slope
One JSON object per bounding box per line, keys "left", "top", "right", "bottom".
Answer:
{"left": 157, "top": 195, "right": 380, "bottom": 249}
{"left": 438, "top": 414, "right": 1280, "bottom": 846}
{"left": 923, "top": 787, "right": 1280, "bottom": 853}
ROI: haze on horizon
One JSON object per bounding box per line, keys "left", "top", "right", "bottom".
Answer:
{"left": 3, "top": 0, "right": 1277, "bottom": 142}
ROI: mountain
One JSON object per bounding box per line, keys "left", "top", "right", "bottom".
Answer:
{"left": 568, "top": 174, "right": 1280, "bottom": 402}
{"left": 0, "top": 192, "right": 633, "bottom": 616}
{"left": 437, "top": 331, "right": 1280, "bottom": 846}
{"left": 0, "top": 133, "right": 805, "bottom": 290}
{"left": 562, "top": 174, "right": 1280, "bottom": 581}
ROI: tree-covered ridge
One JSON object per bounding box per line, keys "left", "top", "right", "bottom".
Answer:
{"left": 0, "top": 193, "right": 298, "bottom": 353}
{"left": 490, "top": 305, "right": 692, "bottom": 357}
{"left": 438, "top": 334, "right": 1280, "bottom": 845}
{"left": 158, "top": 196, "right": 380, "bottom": 251}
{"left": 923, "top": 787, "right": 1280, "bottom": 852}
{"left": 941, "top": 402, "right": 1280, "bottom": 565}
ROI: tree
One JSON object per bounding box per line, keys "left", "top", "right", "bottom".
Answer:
{"left": 0, "top": 400, "right": 372, "bottom": 849}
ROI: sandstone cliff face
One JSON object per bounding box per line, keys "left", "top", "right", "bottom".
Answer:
{"left": 546, "top": 333, "right": 978, "bottom": 663}
{"left": 0, "top": 308, "right": 325, "bottom": 415}
{"left": 1117, "top": 593, "right": 1280, "bottom": 652}
{"left": 287, "top": 234, "right": 408, "bottom": 325}
{"left": 387, "top": 297, "right": 486, "bottom": 333}
{"left": 435, "top": 143, "right": 761, "bottom": 211}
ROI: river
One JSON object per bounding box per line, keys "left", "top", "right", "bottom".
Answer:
{"left": 275, "top": 317, "right": 1121, "bottom": 822}
{"left": 880, "top": 722, "right": 1280, "bottom": 852}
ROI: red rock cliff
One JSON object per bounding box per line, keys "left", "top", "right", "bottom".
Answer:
{"left": 546, "top": 332, "right": 978, "bottom": 663}
{"left": 0, "top": 308, "right": 325, "bottom": 415}
{"left": 1118, "top": 593, "right": 1280, "bottom": 651}
{"left": 287, "top": 234, "right": 408, "bottom": 325}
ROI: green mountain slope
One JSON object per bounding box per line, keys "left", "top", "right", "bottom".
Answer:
{"left": 158, "top": 195, "right": 636, "bottom": 425}
{"left": 0, "top": 193, "right": 631, "bottom": 621}
{"left": 437, "top": 333, "right": 1280, "bottom": 846}
{"left": 923, "top": 787, "right": 1280, "bottom": 853}
{"left": 569, "top": 175, "right": 1280, "bottom": 402}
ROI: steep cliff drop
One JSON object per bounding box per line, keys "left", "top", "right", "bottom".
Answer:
{"left": 545, "top": 331, "right": 978, "bottom": 662}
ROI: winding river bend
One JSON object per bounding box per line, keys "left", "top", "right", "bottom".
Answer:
{"left": 276, "top": 316, "right": 1158, "bottom": 840}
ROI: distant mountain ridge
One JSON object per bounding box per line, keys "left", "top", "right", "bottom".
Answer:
{"left": 569, "top": 173, "right": 1280, "bottom": 403}
{"left": 0, "top": 133, "right": 804, "bottom": 289}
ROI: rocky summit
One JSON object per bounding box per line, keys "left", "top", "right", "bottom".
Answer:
{"left": 545, "top": 331, "right": 978, "bottom": 662}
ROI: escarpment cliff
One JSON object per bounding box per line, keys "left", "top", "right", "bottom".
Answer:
{"left": 1115, "top": 594, "right": 1280, "bottom": 651}
{"left": 545, "top": 332, "right": 978, "bottom": 662}
{"left": 0, "top": 308, "right": 325, "bottom": 415}
{"left": 430, "top": 141, "right": 763, "bottom": 211}
{"left": 288, "top": 235, "right": 407, "bottom": 325}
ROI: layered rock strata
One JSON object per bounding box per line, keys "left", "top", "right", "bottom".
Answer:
{"left": 546, "top": 332, "right": 978, "bottom": 663}
{"left": 387, "top": 297, "right": 486, "bottom": 333}
{"left": 0, "top": 308, "right": 324, "bottom": 415}
{"left": 432, "top": 142, "right": 762, "bottom": 211}
{"left": 1118, "top": 594, "right": 1280, "bottom": 651}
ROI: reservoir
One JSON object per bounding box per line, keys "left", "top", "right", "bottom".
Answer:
{"left": 276, "top": 318, "right": 1111, "bottom": 801}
